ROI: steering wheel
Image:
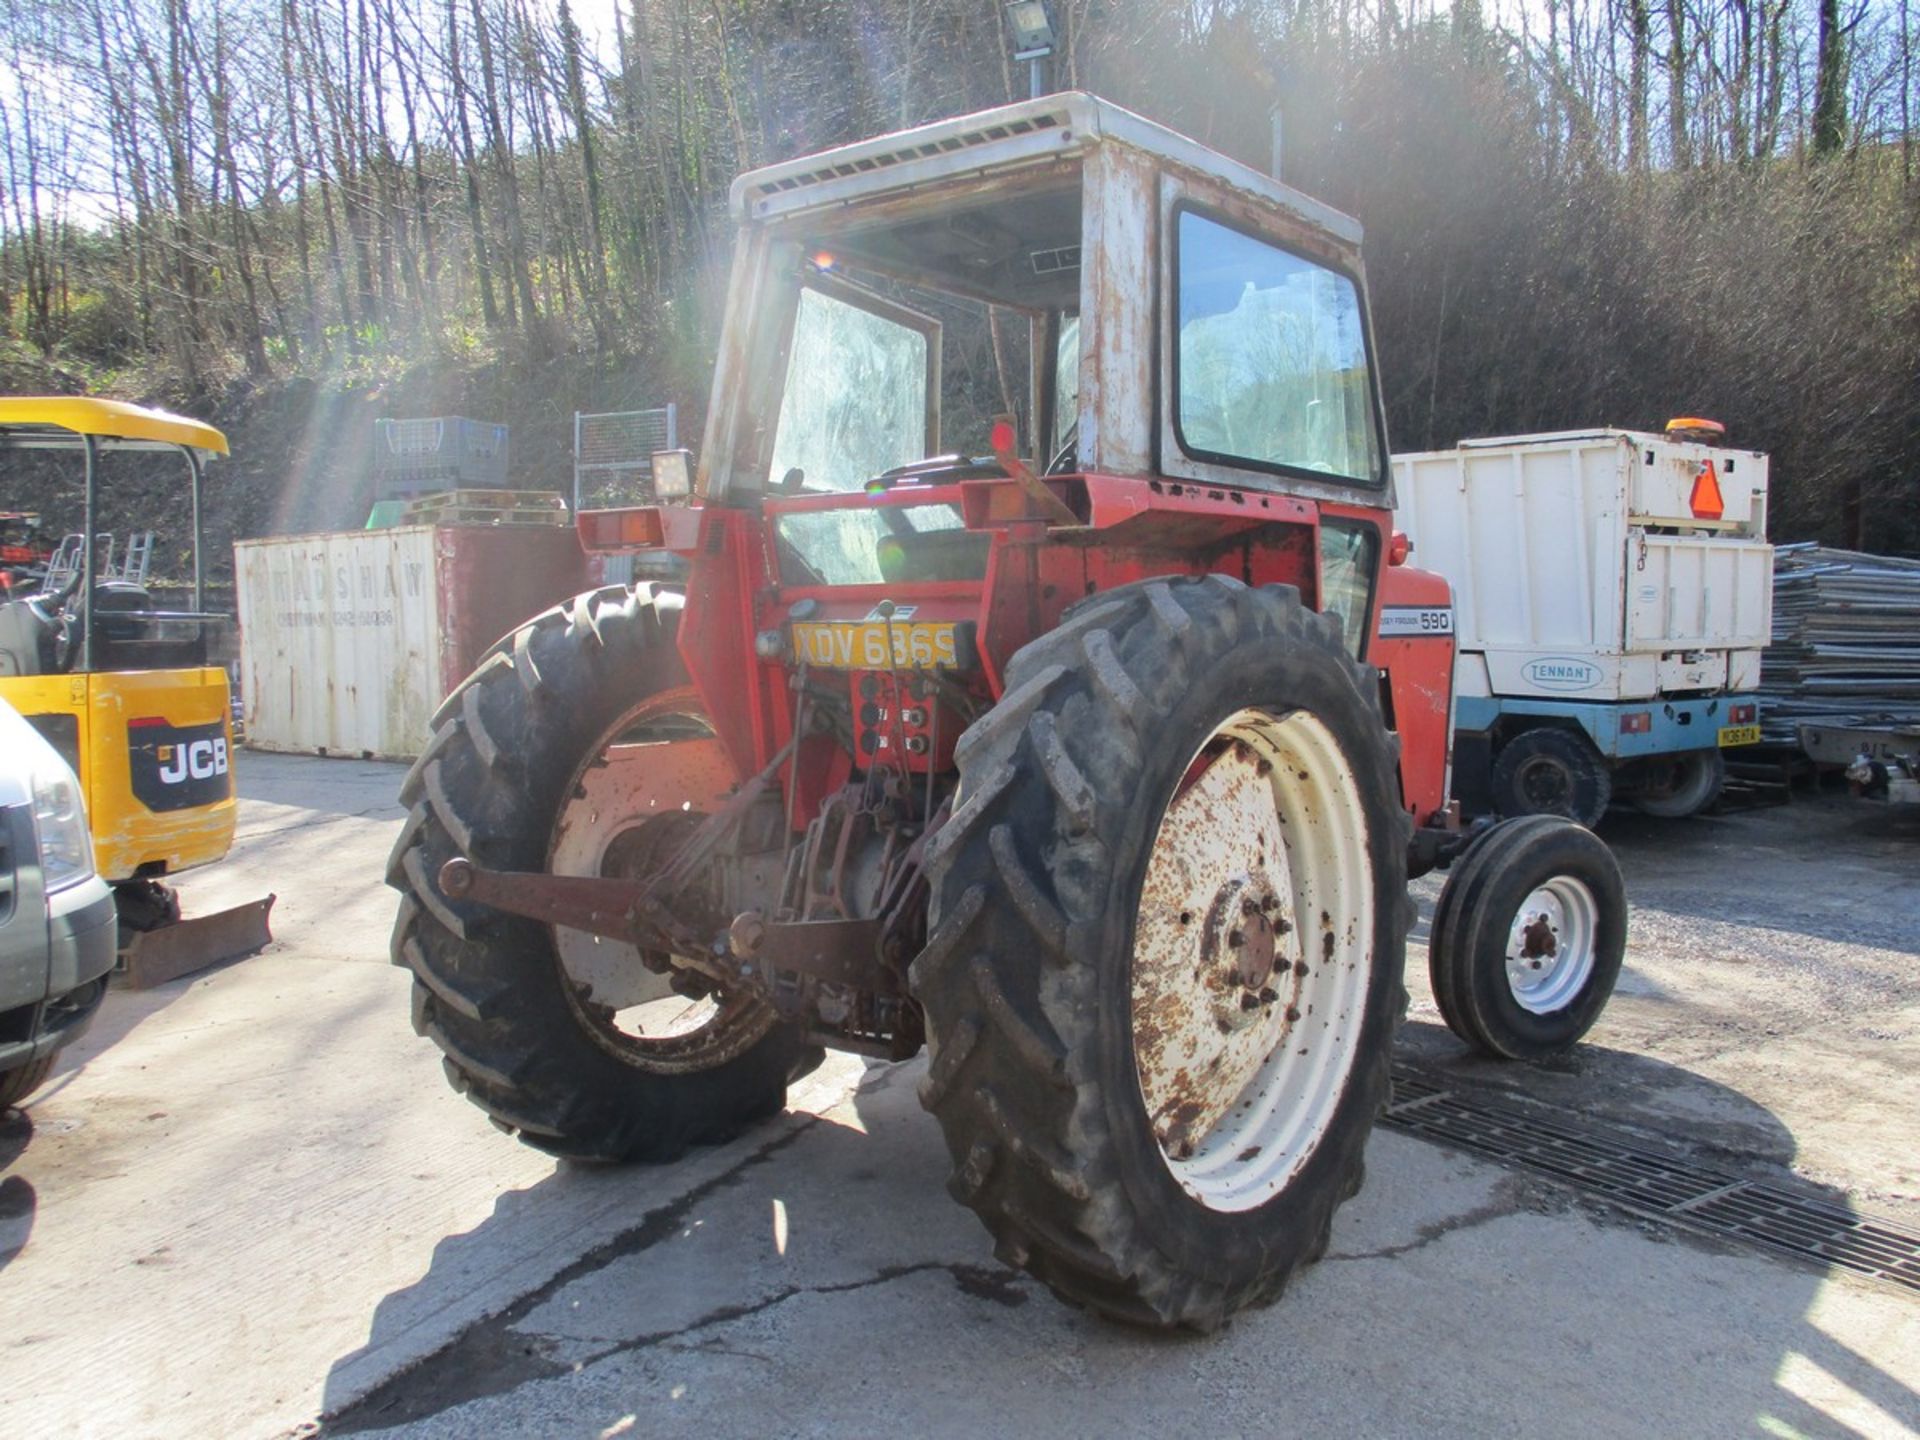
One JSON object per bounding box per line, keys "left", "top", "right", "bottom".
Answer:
{"left": 870, "top": 455, "right": 1007, "bottom": 489}
{"left": 30, "top": 568, "right": 85, "bottom": 672}
{"left": 26, "top": 598, "right": 78, "bottom": 672}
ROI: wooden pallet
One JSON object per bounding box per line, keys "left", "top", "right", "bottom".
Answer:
{"left": 423, "top": 505, "right": 570, "bottom": 527}
{"left": 399, "top": 488, "right": 569, "bottom": 527}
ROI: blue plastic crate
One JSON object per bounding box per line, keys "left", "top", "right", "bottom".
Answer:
{"left": 373, "top": 417, "right": 510, "bottom": 500}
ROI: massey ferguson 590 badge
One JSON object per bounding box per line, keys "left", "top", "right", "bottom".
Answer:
{"left": 128, "top": 718, "right": 232, "bottom": 812}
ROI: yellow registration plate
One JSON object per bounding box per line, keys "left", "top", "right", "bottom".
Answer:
{"left": 1717, "top": 724, "right": 1762, "bottom": 748}
{"left": 792, "top": 619, "right": 964, "bottom": 670}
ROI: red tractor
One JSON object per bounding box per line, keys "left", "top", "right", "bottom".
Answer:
{"left": 389, "top": 94, "right": 1626, "bottom": 1330}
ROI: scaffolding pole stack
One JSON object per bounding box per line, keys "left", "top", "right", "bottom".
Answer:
{"left": 1759, "top": 543, "right": 1920, "bottom": 746}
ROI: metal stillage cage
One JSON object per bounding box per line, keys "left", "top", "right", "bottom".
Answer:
{"left": 573, "top": 406, "right": 677, "bottom": 512}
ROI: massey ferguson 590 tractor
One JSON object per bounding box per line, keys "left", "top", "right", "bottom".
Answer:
{"left": 389, "top": 94, "right": 1626, "bottom": 1330}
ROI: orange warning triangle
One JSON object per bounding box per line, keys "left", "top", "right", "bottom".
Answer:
{"left": 1689, "top": 460, "right": 1724, "bottom": 520}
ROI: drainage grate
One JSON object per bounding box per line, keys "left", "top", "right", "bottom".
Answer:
{"left": 1384, "top": 1064, "right": 1920, "bottom": 1295}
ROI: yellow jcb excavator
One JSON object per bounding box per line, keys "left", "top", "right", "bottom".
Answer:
{"left": 0, "top": 397, "right": 272, "bottom": 981}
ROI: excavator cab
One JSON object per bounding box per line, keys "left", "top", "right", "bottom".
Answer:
{"left": 0, "top": 398, "right": 271, "bottom": 980}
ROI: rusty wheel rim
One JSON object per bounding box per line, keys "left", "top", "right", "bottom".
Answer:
{"left": 548, "top": 687, "right": 777, "bottom": 1073}
{"left": 1130, "top": 707, "right": 1376, "bottom": 1212}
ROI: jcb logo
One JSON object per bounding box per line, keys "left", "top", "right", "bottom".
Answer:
{"left": 157, "top": 738, "right": 229, "bottom": 785}
{"left": 129, "top": 719, "right": 233, "bottom": 813}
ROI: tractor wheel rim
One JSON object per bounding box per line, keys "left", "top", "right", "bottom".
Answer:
{"left": 549, "top": 687, "right": 776, "bottom": 1073}
{"left": 1503, "top": 876, "right": 1599, "bottom": 1014}
{"left": 1131, "top": 707, "right": 1376, "bottom": 1213}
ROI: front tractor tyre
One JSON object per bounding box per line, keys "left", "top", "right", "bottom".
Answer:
{"left": 916, "top": 575, "right": 1411, "bottom": 1330}
{"left": 1427, "top": 815, "right": 1627, "bottom": 1060}
{"left": 386, "top": 586, "right": 819, "bottom": 1163}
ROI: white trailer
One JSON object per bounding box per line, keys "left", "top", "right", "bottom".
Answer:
{"left": 1394, "top": 427, "right": 1773, "bottom": 822}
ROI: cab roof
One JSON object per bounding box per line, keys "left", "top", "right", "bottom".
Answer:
{"left": 0, "top": 396, "right": 229, "bottom": 457}
{"left": 730, "top": 91, "right": 1362, "bottom": 246}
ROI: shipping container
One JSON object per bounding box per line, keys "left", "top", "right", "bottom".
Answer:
{"left": 234, "top": 525, "right": 588, "bottom": 760}
{"left": 1394, "top": 429, "right": 1774, "bottom": 821}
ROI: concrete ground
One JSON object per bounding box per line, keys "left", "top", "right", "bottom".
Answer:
{"left": 0, "top": 754, "right": 1915, "bottom": 1439}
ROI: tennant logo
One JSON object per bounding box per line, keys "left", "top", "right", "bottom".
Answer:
{"left": 1522, "top": 658, "right": 1603, "bottom": 692}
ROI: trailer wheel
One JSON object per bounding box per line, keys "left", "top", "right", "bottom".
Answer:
{"left": 1490, "top": 726, "right": 1612, "bottom": 827}
{"left": 1630, "top": 749, "right": 1725, "bottom": 818}
{"left": 1427, "top": 816, "right": 1626, "bottom": 1059}
{"left": 917, "top": 576, "right": 1410, "bottom": 1330}
{"left": 386, "top": 585, "right": 819, "bottom": 1163}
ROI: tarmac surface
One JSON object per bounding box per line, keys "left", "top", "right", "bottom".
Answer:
{"left": 1, "top": 752, "right": 1916, "bottom": 1438}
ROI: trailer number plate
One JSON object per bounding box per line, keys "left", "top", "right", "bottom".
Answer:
{"left": 1378, "top": 605, "right": 1454, "bottom": 638}
{"left": 1717, "top": 724, "right": 1762, "bottom": 748}
{"left": 792, "top": 619, "right": 965, "bottom": 670}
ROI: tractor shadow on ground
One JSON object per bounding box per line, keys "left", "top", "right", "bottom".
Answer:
{"left": 1394, "top": 1017, "right": 1807, "bottom": 1170}
{"left": 316, "top": 1043, "right": 1918, "bottom": 1438}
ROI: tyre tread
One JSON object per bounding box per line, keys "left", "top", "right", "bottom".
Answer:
{"left": 1430, "top": 817, "right": 1625, "bottom": 1059}
{"left": 917, "top": 574, "right": 1410, "bottom": 1330}
{"left": 386, "top": 588, "right": 809, "bottom": 1162}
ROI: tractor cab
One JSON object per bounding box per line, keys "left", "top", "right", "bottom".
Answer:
{"left": 687, "top": 96, "right": 1387, "bottom": 610}
{"left": 0, "top": 398, "right": 270, "bottom": 977}
{"left": 700, "top": 95, "right": 1383, "bottom": 508}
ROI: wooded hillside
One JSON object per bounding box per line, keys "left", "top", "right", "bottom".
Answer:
{"left": 3, "top": 0, "right": 1916, "bottom": 557}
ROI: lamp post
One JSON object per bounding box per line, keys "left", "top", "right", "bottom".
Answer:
{"left": 1004, "top": 0, "right": 1058, "bottom": 100}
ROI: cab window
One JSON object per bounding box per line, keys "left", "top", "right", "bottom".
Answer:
{"left": 1174, "top": 209, "right": 1383, "bottom": 487}
{"left": 768, "top": 286, "right": 932, "bottom": 494}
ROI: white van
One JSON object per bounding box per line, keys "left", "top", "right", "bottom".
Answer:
{"left": 0, "top": 698, "right": 117, "bottom": 1106}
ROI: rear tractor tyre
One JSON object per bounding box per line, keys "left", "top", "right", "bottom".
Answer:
{"left": 1427, "top": 816, "right": 1627, "bottom": 1060}
{"left": 1630, "top": 748, "right": 1725, "bottom": 818}
{"left": 1490, "top": 726, "right": 1612, "bottom": 827}
{"left": 385, "top": 585, "right": 820, "bottom": 1164}
{"left": 916, "top": 575, "right": 1411, "bottom": 1330}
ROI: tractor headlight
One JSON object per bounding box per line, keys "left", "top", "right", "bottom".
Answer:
{"left": 29, "top": 752, "right": 95, "bottom": 892}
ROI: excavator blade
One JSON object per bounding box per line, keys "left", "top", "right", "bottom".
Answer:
{"left": 117, "top": 894, "right": 277, "bottom": 990}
